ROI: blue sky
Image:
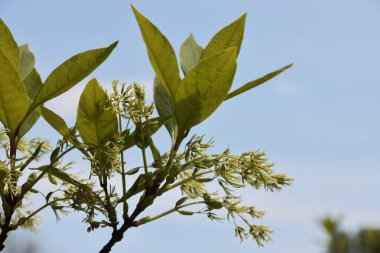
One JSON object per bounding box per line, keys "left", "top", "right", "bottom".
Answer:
{"left": 1, "top": 0, "right": 380, "bottom": 252}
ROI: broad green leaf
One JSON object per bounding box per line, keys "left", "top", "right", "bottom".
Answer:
{"left": 77, "top": 78, "right": 118, "bottom": 147}
{"left": 225, "top": 64, "right": 293, "bottom": 101}
{"left": 18, "top": 44, "right": 35, "bottom": 80}
{"left": 199, "top": 14, "right": 246, "bottom": 62}
{"left": 0, "top": 18, "right": 19, "bottom": 69}
{"left": 153, "top": 77, "right": 177, "bottom": 143}
{"left": 175, "top": 48, "right": 237, "bottom": 132}
{"left": 18, "top": 110, "right": 40, "bottom": 140}
{"left": 0, "top": 48, "right": 30, "bottom": 132}
{"left": 41, "top": 106, "right": 70, "bottom": 137}
{"left": 180, "top": 34, "right": 203, "bottom": 75}
{"left": 131, "top": 5, "right": 180, "bottom": 97}
{"left": 18, "top": 69, "right": 43, "bottom": 139}
{"left": 30, "top": 41, "right": 118, "bottom": 111}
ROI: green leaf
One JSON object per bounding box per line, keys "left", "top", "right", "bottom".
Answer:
{"left": 225, "top": 64, "right": 293, "bottom": 101}
{"left": 175, "top": 197, "right": 188, "bottom": 207}
{"left": 23, "top": 68, "right": 43, "bottom": 101}
{"left": 199, "top": 14, "right": 246, "bottom": 62}
{"left": 195, "top": 177, "right": 215, "bottom": 183}
{"left": 18, "top": 69, "right": 44, "bottom": 139}
{"left": 30, "top": 41, "right": 118, "bottom": 111}
{"left": 49, "top": 168, "right": 84, "bottom": 188}
{"left": 18, "top": 110, "right": 40, "bottom": 140}
{"left": 205, "top": 199, "right": 223, "bottom": 210}
{"left": 149, "top": 141, "right": 161, "bottom": 162}
{"left": 135, "top": 116, "right": 171, "bottom": 149}
{"left": 33, "top": 165, "right": 85, "bottom": 189}
{"left": 40, "top": 106, "right": 70, "bottom": 137}
{"left": 77, "top": 78, "right": 118, "bottom": 147}
{"left": 0, "top": 48, "right": 30, "bottom": 132}
{"left": 180, "top": 34, "right": 203, "bottom": 75}
{"left": 175, "top": 48, "right": 237, "bottom": 132}
{"left": 126, "top": 167, "right": 140, "bottom": 175}
{"left": 123, "top": 116, "right": 170, "bottom": 150}
{"left": 18, "top": 44, "right": 35, "bottom": 80}
{"left": 46, "top": 192, "right": 53, "bottom": 202}
{"left": 0, "top": 18, "right": 19, "bottom": 69}
{"left": 124, "top": 174, "right": 145, "bottom": 199}
{"left": 131, "top": 5, "right": 180, "bottom": 97}
{"left": 20, "top": 172, "right": 38, "bottom": 195}
{"left": 153, "top": 77, "right": 177, "bottom": 144}
{"left": 178, "top": 210, "right": 194, "bottom": 216}
{"left": 49, "top": 147, "right": 60, "bottom": 163}
{"left": 123, "top": 134, "right": 136, "bottom": 150}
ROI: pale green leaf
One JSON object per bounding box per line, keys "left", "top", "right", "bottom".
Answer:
{"left": 18, "top": 44, "right": 35, "bottom": 80}
{"left": 175, "top": 48, "right": 237, "bottom": 132}
{"left": 0, "top": 48, "right": 30, "bottom": 132}
{"left": 200, "top": 14, "right": 246, "bottom": 62}
{"left": 77, "top": 78, "right": 118, "bottom": 147}
{"left": 30, "top": 41, "right": 118, "bottom": 111}
{"left": 153, "top": 76, "right": 177, "bottom": 143}
{"left": 41, "top": 106, "right": 70, "bottom": 137}
{"left": 180, "top": 34, "right": 203, "bottom": 75}
{"left": 0, "top": 18, "right": 19, "bottom": 69}
{"left": 24, "top": 68, "right": 43, "bottom": 100}
{"left": 131, "top": 5, "right": 180, "bottom": 97}
{"left": 225, "top": 64, "right": 293, "bottom": 101}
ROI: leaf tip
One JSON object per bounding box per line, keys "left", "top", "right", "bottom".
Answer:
{"left": 109, "top": 41, "right": 119, "bottom": 50}
{"left": 130, "top": 3, "right": 139, "bottom": 15}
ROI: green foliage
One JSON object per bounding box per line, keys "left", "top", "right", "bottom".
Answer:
{"left": 1, "top": 5, "right": 292, "bottom": 253}
{"left": 175, "top": 48, "right": 237, "bottom": 132}
{"left": 18, "top": 44, "right": 35, "bottom": 80}
{"left": 0, "top": 48, "right": 30, "bottom": 133}
{"left": 179, "top": 34, "right": 203, "bottom": 75}
{"left": 0, "top": 19, "right": 19, "bottom": 69}
{"left": 136, "top": 5, "right": 292, "bottom": 142}
{"left": 321, "top": 217, "right": 380, "bottom": 253}
{"left": 40, "top": 106, "right": 70, "bottom": 137}
{"left": 199, "top": 13, "right": 246, "bottom": 61}
{"left": 77, "top": 78, "right": 118, "bottom": 147}
{"left": 153, "top": 77, "right": 177, "bottom": 144}
{"left": 132, "top": 5, "right": 180, "bottom": 98}
{"left": 0, "top": 17, "right": 117, "bottom": 251}
{"left": 29, "top": 42, "right": 117, "bottom": 113}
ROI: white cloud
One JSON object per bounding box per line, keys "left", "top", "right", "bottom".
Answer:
{"left": 273, "top": 81, "right": 300, "bottom": 96}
